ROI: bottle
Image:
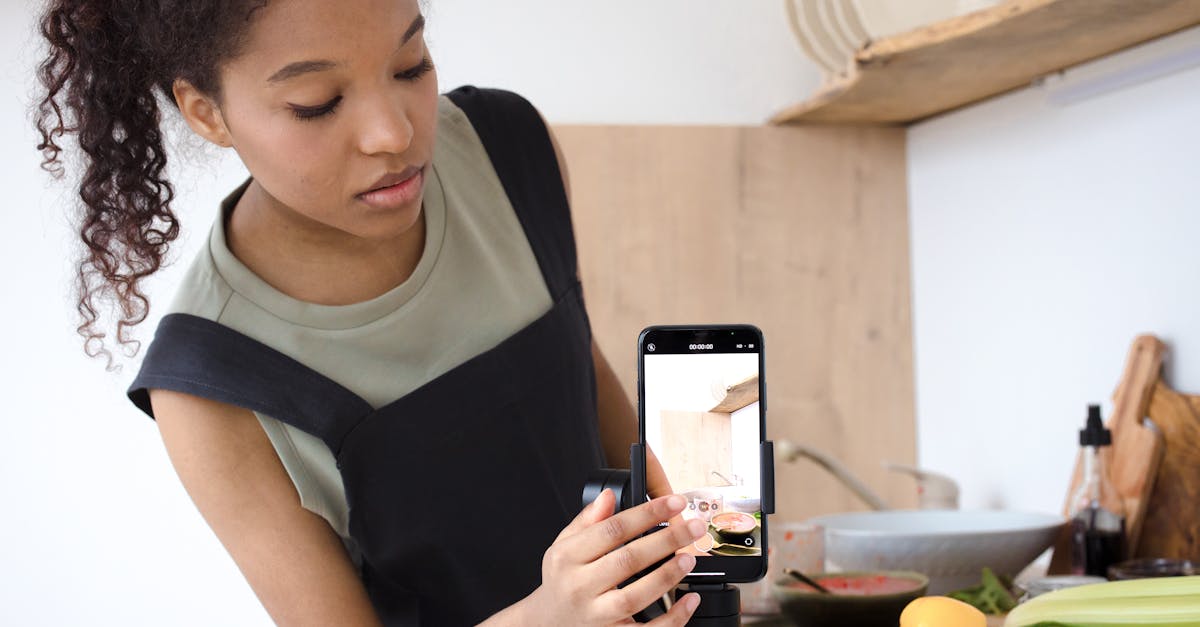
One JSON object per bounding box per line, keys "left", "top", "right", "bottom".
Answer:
{"left": 1068, "top": 405, "right": 1127, "bottom": 577}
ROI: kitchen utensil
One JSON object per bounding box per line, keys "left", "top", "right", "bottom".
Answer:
{"left": 1137, "top": 379, "right": 1200, "bottom": 561}
{"left": 811, "top": 509, "right": 1063, "bottom": 593}
{"left": 785, "top": 567, "right": 832, "bottom": 594}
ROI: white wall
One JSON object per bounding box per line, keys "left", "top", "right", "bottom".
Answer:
{"left": 908, "top": 26, "right": 1200, "bottom": 514}
{"left": 424, "top": 1, "right": 820, "bottom": 125}
{"left": 0, "top": 2, "right": 817, "bottom": 625}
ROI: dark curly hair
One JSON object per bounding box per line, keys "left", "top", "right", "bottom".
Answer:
{"left": 35, "top": 0, "right": 266, "bottom": 368}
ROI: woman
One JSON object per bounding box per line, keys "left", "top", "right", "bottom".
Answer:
{"left": 35, "top": 1, "right": 704, "bottom": 624}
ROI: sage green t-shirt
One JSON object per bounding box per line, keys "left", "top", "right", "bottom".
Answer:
{"left": 164, "top": 94, "right": 553, "bottom": 547}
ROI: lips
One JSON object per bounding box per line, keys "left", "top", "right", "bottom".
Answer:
{"left": 361, "top": 165, "right": 423, "bottom": 196}
{"left": 356, "top": 165, "right": 426, "bottom": 211}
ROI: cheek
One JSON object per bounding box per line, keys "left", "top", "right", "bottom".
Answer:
{"left": 236, "top": 118, "right": 349, "bottom": 206}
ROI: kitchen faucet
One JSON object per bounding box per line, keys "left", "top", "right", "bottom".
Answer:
{"left": 775, "top": 440, "right": 960, "bottom": 510}
{"left": 710, "top": 470, "right": 743, "bottom": 487}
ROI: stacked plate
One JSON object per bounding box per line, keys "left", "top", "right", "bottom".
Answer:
{"left": 786, "top": 0, "right": 999, "bottom": 79}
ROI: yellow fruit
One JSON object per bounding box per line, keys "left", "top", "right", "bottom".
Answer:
{"left": 901, "top": 596, "right": 987, "bottom": 627}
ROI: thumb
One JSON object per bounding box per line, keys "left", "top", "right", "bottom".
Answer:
{"left": 557, "top": 488, "right": 616, "bottom": 541}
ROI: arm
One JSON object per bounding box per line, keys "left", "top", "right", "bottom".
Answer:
{"left": 590, "top": 340, "right": 674, "bottom": 498}
{"left": 150, "top": 389, "right": 382, "bottom": 627}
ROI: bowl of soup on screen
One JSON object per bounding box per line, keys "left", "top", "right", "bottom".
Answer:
{"left": 710, "top": 511, "right": 757, "bottom": 541}
{"left": 773, "top": 571, "right": 929, "bottom": 627}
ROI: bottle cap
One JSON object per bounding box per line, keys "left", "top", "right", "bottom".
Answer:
{"left": 1080, "top": 404, "right": 1112, "bottom": 446}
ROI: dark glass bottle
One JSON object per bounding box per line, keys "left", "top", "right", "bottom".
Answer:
{"left": 1068, "top": 405, "right": 1127, "bottom": 578}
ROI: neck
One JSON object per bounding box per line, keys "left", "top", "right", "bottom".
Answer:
{"left": 226, "top": 180, "right": 426, "bottom": 305}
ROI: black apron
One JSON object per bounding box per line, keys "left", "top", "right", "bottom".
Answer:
{"left": 128, "top": 86, "right": 607, "bottom": 626}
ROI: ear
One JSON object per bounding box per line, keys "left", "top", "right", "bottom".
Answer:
{"left": 172, "top": 79, "right": 233, "bottom": 148}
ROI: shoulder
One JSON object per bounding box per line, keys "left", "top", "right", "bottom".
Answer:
{"left": 162, "top": 222, "right": 235, "bottom": 322}
{"left": 442, "top": 86, "right": 538, "bottom": 122}
{"left": 440, "top": 86, "right": 571, "bottom": 201}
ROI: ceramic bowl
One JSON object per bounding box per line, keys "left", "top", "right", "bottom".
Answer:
{"left": 810, "top": 510, "right": 1063, "bottom": 593}
{"left": 710, "top": 511, "right": 758, "bottom": 543}
{"left": 772, "top": 570, "right": 928, "bottom": 627}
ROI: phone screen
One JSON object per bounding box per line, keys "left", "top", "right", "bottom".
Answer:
{"left": 639, "top": 326, "right": 766, "bottom": 582}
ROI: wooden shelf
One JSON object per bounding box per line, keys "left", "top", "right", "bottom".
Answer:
{"left": 771, "top": 0, "right": 1200, "bottom": 126}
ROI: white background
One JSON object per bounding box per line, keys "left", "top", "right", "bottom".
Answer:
{"left": 3, "top": 0, "right": 1199, "bottom": 623}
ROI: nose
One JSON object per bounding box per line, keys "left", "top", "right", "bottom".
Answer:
{"left": 356, "top": 93, "right": 414, "bottom": 156}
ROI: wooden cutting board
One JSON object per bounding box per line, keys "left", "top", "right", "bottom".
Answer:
{"left": 1135, "top": 379, "right": 1200, "bottom": 560}
{"left": 1048, "top": 335, "right": 1166, "bottom": 573}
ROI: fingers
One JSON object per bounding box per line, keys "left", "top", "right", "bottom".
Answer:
{"left": 591, "top": 516, "right": 707, "bottom": 586}
{"left": 647, "top": 593, "right": 700, "bottom": 626}
{"left": 556, "top": 488, "right": 616, "bottom": 543}
{"left": 598, "top": 554, "right": 701, "bottom": 626}
{"left": 560, "top": 494, "right": 689, "bottom": 564}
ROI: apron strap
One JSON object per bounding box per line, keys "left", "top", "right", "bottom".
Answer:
{"left": 445, "top": 86, "right": 580, "bottom": 298}
{"left": 127, "top": 313, "right": 373, "bottom": 452}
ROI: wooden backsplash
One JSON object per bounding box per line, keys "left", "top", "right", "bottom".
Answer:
{"left": 553, "top": 124, "right": 919, "bottom": 520}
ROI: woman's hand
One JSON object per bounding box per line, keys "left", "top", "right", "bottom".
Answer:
{"left": 502, "top": 490, "right": 708, "bottom": 626}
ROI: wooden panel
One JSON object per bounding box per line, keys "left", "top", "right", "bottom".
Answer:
{"left": 554, "top": 124, "right": 917, "bottom": 522}
{"left": 772, "top": 0, "right": 1200, "bottom": 125}
{"left": 660, "top": 410, "right": 733, "bottom": 493}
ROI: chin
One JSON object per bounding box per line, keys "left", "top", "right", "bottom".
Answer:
{"left": 353, "top": 197, "right": 425, "bottom": 241}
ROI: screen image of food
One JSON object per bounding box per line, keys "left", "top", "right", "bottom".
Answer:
{"left": 644, "top": 352, "right": 762, "bottom": 558}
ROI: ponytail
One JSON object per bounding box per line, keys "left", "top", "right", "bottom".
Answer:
{"left": 34, "top": 0, "right": 264, "bottom": 369}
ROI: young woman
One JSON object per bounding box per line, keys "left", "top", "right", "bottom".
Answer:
{"left": 35, "top": 1, "right": 701, "bottom": 624}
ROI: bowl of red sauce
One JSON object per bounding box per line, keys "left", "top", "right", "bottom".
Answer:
{"left": 771, "top": 570, "right": 928, "bottom": 627}
{"left": 710, "top": 511, "right": 758, "bottom": 542}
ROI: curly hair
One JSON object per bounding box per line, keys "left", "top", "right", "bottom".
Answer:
{"left": 35, "top": 0, "right": 266, "bottom": 368}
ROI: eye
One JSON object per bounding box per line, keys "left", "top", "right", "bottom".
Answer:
{"left": 396, "top": 57, "right": 434, "bottom": 81}
{"left": 290, "top": 96, "right": 343, "bottom": 121}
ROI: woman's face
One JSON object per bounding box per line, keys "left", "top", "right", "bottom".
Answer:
{"left": 212, "top": 0, "right": 438, "bottom": 241}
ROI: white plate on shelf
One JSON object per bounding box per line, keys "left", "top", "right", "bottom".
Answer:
{"left": 830, "top": 0, "right": 871, "bottom": 50}
{"left": 800, "top": 0, "right": 853, "bottom": 73}
{"left": 849, "top": 0, "right": 960, "bottom": 40}
{"left": 787, "top": 0, "right": 844, "bottom": 74}
{"left": 816, "top": 0, "right": 860, "bottom": 63}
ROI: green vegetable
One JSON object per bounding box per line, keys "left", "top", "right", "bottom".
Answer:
{"left": 948, "top": 567, "right": 1018, "bottom": 615}
{"left": 1005, "top": 576, "right": 1200, "bottom": 626}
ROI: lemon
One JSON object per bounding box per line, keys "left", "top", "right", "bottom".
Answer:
{"left": 900, "top": 596, "right": 987, "bottom": 627}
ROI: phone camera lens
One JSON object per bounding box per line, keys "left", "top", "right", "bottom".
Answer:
{"left": 647, "top": 343, "right": 656, "bottom": 352}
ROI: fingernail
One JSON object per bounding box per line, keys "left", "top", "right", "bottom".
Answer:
{"left": 666, "top": 494, "right": 686, "bottom": 512}
{"left": 685, "top": 593, "right": 701, "bottom": 612}
{"left": 676, "top": 553, "right": 696, "bottom": 572}
{"left": 590, "top": 489, "right": 610, "bottom": 510}
{"left": 687, "top": 518, "right": 706, "bottom": 538}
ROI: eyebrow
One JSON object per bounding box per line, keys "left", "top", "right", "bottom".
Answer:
{"left": 266, "top": 14, "right": 426, "bottom": 83}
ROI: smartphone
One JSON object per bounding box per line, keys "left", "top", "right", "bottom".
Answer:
{"left": 635, "top": 325, "right": 772, "bottom": 583}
